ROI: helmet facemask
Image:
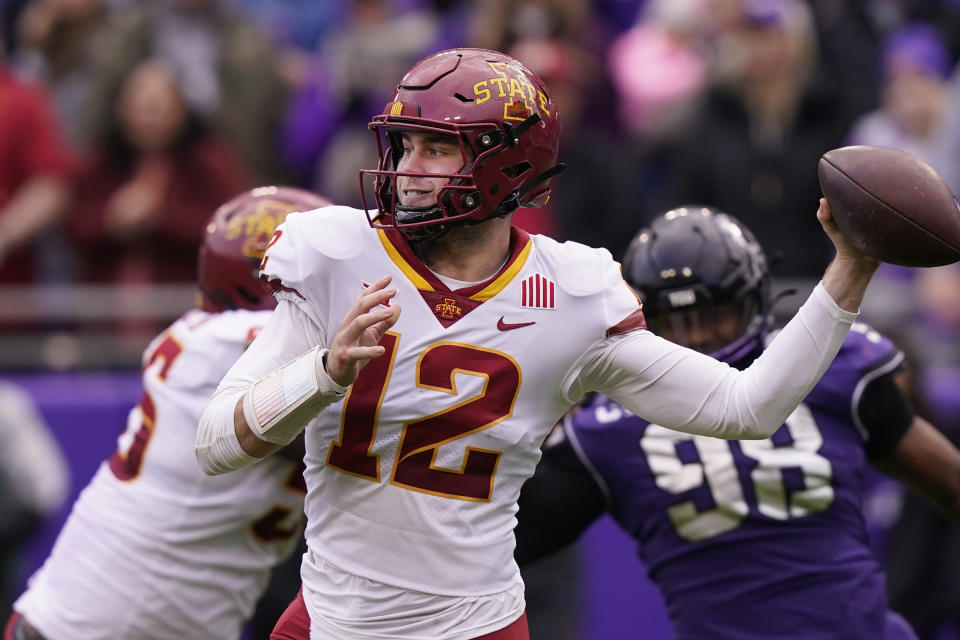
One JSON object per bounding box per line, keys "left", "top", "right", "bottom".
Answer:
{"left": 362, "top": 122, "right": 482, "bottom": 242}
{"left": 650, "top": 294, "right": 768, "bottom": 369}
{"left": 361, "top": 113, "right": 552, "bottom": 242}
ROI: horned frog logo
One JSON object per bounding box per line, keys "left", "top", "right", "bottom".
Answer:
{"left": 472, "top": 62, "right": 551, "bottom": 122}
{"left": 225, "top": 200, "right": 297, "bottom": 259}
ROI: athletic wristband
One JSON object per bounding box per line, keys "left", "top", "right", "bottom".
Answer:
{"left": 195, "top": 392, "right": 261, "bottom": 475}
{"left": 242, "top": 346, "right": 348, "bottom": 445}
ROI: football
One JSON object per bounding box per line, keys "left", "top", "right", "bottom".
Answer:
{"left": 817, "top": 145, "right": 960, "bottom": 267}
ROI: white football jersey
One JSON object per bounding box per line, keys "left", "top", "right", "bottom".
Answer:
{"left": 15, "top": 309, "right": 306, "bottom": 640}
{"left": 257, "top": 207, "right": 643, "bottom": 597}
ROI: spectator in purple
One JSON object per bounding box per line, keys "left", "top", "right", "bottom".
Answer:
{"left": 848, "top": 23, "right": 957, "bottom": 192}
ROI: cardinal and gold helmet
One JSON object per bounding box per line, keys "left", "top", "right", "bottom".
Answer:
{"left": 361, "top": 48, "right": 564, "bottom": 241}
{"left": 198, "top": 186, "right": 332, "bottom": 312}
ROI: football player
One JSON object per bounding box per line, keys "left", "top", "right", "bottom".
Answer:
{"left": 514, "top": 207, "right": 960, "bottom": 639}
{"left": 196, "top": 49, "right": 882, "bottom": 640}
{"left": 6, "top": 187, "right": 331, "bottom": 640}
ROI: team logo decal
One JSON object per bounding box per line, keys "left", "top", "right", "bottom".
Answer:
{"left": 434, "top": 298, "right": 463, "bottom": 320}
{"left": 521, "top": 273, "right": 556, "bottom": 310}
{"left": 473, "top": 62, "right": 550, "bottom": 122}
{"left": 420, "top": 290, "right": 480, "bottom": 328}
{"left": 227, "top": 200, "right": 297, "bottom": 259}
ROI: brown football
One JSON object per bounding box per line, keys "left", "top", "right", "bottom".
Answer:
{"left": 818, "top": 145, "right": 960, "bottom": 267}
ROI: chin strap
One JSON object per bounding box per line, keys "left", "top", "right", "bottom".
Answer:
{"left": 491, "top": 163, "right": 567, "bottom": 218}
{"left": 392, "top": 111, "right": 565, "bottom": 236}
{"left": 492, "top": 111, "right": 566, "bottom": 214}
{"left": 400, "top": 160, "right": 568, "bottom": 237}
{"left": 503, "top": 112, "right": 542, "bottom": 145}
{"left": 521, "top": 163, "right": 566, "bottom": 198}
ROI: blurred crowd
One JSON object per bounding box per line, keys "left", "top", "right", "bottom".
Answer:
{"left": 0, "top": 3, "right": 958, "bottom": 417}
{"left": 1, "top": 0, "right": 958, "bottom": 281}
{"left": 1, "top": 0, "right": 960, "bottom": 636}
{"left": 4, "top": 0, "right": 957, "bottom": 389}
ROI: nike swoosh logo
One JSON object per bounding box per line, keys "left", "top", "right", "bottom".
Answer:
{"left": 497, "top": 317, "right": 536, "bottom": 331}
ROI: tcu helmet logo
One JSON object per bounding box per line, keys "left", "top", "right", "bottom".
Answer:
{"left": 472, "top": 62, "right": 551, "bottom": 122}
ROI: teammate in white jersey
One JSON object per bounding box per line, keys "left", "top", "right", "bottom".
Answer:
{"left": 196, "top": 49, "right": 882, "bottom": 640}
{"left": 7, "top": 187, "right": 331, "bottom": 640}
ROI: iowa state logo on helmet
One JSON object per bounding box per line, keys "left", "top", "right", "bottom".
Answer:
{"left": 472, "top": 61, "right": 551, "bottom": 122}
{"left": 225, "top": 199, "right": 299, "bottom": 259}
{"left": 199, "top": 186, "right": 331, "bottom": 313}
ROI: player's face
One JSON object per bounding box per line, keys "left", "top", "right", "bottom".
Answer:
{"left": 655, "top": 303, "right": 744, "bottom": 354}
{"left": 395, "top": 131, "right": 466, "bottom": 208}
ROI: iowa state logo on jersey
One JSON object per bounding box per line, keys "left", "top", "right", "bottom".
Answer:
{"left": 434, "top": 297, "right": 463, "bottom": 320}
{"left": 420, "top": 290, "right": 482, "bottom": 328}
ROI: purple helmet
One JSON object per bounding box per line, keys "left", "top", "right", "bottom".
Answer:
{"left": 622, "top": 206, "right": 772, "bottom": 369}
{"left": 361, "top": 48, "right": 564, "bottom": 241}
{"left": 198, "top": 186, "right": 332, "bottom": 312}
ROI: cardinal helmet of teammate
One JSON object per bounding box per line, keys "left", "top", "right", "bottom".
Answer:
{"left": 198, "top": 186, "right": 332, "bottom": 312}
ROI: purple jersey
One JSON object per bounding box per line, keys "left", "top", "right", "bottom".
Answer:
{"left": 566, "top": 324, "right": 916, "bottom": 639}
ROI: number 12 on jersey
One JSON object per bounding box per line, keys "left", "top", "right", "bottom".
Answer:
{"left": 326, "top": 332, "right": 522, "bottom": 502}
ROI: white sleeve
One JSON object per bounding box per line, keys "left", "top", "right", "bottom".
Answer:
{"left": 575, "top": 282, "right": 858, "bottom": 439}
{"left": 196, "top": 300, "right": 325, "bottom": 474}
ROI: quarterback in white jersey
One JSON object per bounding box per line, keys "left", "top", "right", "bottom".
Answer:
{"left": 196, "top": 50, "right": 881, "bottom": 640}
{"left": 9, "top": 187, "right": 331, "bottom": 640}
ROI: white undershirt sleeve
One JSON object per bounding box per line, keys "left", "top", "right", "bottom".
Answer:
{"left": 574, "top": 282, "right": 858, "bottom": 439}
{"left": 196, "top": 300, "right": 327, "bottom": 475}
